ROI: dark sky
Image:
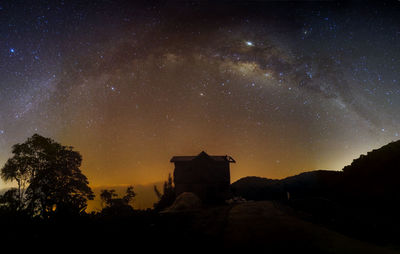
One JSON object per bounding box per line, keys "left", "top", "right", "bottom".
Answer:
{"left": 1, "top": 0, "right": 400, "bottom": 188}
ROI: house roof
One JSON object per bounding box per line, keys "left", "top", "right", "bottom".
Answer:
{"left": 170, "top": 151, "right": 236, "bottom": 163}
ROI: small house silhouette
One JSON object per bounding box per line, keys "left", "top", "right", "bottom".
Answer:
{"left": 170, "top": 151, "right": 235, "bottom": 204}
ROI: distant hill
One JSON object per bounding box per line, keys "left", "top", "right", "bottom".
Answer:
{"left": 231, "top": 176, "right": 283, "bottom": 200}
{"left": 282, "top": 170, "right": 343, "bottom": 198}
{"left": 231, "top": 170, "right": 342, "bottom": 201}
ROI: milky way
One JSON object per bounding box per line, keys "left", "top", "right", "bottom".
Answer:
{"left": 1, "top": 1, "right": 400, "bottom": 187}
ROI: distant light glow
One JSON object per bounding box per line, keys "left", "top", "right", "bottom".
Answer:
{"left": 245, "top": 41, "right": 254, "bottom": 46}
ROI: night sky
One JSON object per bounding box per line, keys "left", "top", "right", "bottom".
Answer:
{"left": 1, "top": 0, "right": 400, "bottom": 188}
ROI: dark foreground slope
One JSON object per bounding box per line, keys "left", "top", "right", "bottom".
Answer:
{"left": 231, "top": 140, "right": 400, "bottom": 248}
{"left": 153, "top": 201, "right": 398, "bottom": 253}
{"left": 342, "top": 140, "right": 400, "bottom": 203}
{"left": 222, "top": 201, "right": 397, "bottom": 253}
{"left": 2, "top": 201, "right": 398, "bottom": 253}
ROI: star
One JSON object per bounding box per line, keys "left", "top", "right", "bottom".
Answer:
{"left": 264, "top": 73, "right": 272, "bottom": 78}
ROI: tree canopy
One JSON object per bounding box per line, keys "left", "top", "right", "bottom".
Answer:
{"left": 0, "top": 134, "right": 94, "bottom": 217}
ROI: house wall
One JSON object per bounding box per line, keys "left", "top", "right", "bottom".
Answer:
{"left": 173, "top": 160, "right": 231, "bottom": 203}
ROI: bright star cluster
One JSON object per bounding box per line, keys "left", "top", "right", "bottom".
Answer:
{"left": 0, "top": 1, "right": 400, "bottom": 187}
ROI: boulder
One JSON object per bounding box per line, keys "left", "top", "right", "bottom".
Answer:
{"left": 165, "top": 192, "right": 202, "bottom": 212}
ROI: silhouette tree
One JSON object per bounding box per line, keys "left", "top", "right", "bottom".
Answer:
{"left": 100, "top": 189, "right": 118, "bottom": 208}
{"left": 1, "top": 144, "right": 33, "bottom": 210}
{"left": 153, "top": 173, "right": 176, "bottom": 211}
{"left": 100, "top": 186, "right": 136, "bottom": 215}
{"left": 123, "top": 186, "right": 136, "bottom": 205}
{"left": 1, "top": 134, "right": 94, "bottom": 217}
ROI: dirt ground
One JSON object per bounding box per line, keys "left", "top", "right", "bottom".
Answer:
{"left": 188, "top": 201, "right": 399, "bottom": 253}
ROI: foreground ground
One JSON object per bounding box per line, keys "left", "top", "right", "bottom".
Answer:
{"left": 177, "top": 201, "right": 399, "bottom": 253}
{"left": 1, "top": 201, "right": 399, "bottom": 253}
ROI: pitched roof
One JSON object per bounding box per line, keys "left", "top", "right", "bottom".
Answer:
{"left": 170, "top": 151, "right": 235, "bottom": 163}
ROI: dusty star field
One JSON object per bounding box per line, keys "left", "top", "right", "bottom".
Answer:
{"left": 1, "top": 1, "right": 400, "bottom": 187}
